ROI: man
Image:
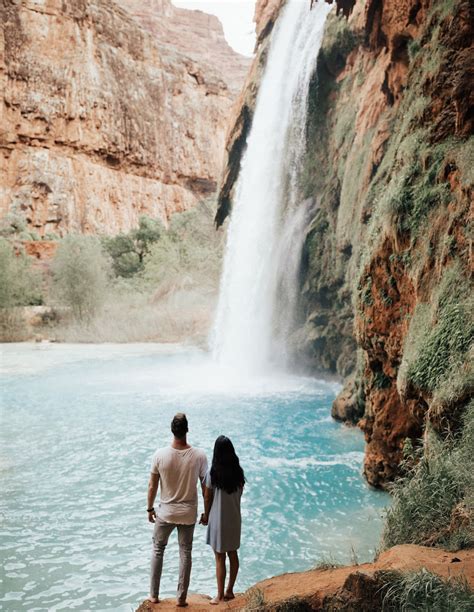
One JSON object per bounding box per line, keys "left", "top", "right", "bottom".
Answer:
{"left": 147, "top": 413, "right": 208, "bottom": 607}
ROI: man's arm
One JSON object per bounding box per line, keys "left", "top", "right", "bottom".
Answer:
{"left": 199, "top": 453, "right": 209, "bottom": 496}
{"left": 147, "top": 472, "right": 159, "bottom": 523}
{"left": 200, "top": 486, "right": 214, "bottom": 525}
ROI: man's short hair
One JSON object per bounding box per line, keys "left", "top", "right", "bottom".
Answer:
{"left": 171, "top": 413, "right": 188, "bottom": 439}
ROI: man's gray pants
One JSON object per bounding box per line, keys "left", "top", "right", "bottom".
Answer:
{"left": 150, "top": 516, "right": 195, "bottom": 602}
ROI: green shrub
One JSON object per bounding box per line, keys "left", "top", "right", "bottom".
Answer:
{"left": 0, "top": 238, "right": 44, "bottom": 340}
{"left": 0, "top": 212, "right": 27, "bottom": 237}
{"left": 51, "top": 235, "right": 111, "bottom": 322}
{"left": 408, "top": 39, "right": 421, "bottom": 62}
{"left": 143, "top": 200, "right": 223, "bottom": 290}
{"left": 431, "top": 356, "right": 474, "bottom": 417}
{"left": 379, "top": 568, "right": 474, "bottom": 612}
{"left": 407, "top": 302, "right": 472, "bottom": 393}
{"left": 386, "top": 139, "right": 452, "bottom": 237}
{"left": 382, "top": 401, "right": 474, "bottom": 550}
{"left": 357, "top": 274, "right": 373, "bottom": 307}
{"left": 373, "top": 371, "right": 391, "bottom": 389}
{"left": 102, "top": 215, "right": 163, "bottom": 277}
{"left": 402, "top": 263, "right": 473, "bottom": 395}
{"left": 48, "top": 202, "right": 222, "bottom": 342}
{"left": 0, "top": 239, "right": 43, "bottom": 307}
{"left": 453, "top": 135, "right": 474, "bottom": 187}
{"left": 320, "top": 12, "right": 360, "bottom": 76}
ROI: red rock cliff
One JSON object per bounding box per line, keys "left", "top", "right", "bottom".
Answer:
{"left": 215, "top": 0, "right": 473, "bottom": 487}
{"left": 0, "top": 0, "right": 250, "bottom": 236}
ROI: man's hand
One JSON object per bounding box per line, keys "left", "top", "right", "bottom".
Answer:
{"left": 147, "top": 472, "right": 159, "bottom": 523}
{"left": 199, "top": 513, "right": 208, "bottom": 525}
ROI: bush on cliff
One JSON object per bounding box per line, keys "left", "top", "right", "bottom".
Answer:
{"left": 382, "top": 400, "right": 474, "bottom": 550}
{"left": 51, "top": 235, "right": 111, "bottom": 322}
{"left": 318, "top": 11, "right": 359, "bottom": 76}
{"left": 397, "top": 261, "right": 473, "bottom": 431}
{"left": 379, "top": 568, "right": 474, "bottom": 612}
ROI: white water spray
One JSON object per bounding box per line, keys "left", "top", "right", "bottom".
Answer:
{"left": 212, "top": 0, "right": 330, "bottom": 374}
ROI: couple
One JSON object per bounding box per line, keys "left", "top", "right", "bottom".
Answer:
{"left": 147, "top": 413, "right": 245, "bottom": 606}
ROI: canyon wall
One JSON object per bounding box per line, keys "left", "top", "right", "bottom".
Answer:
{"left": 216, "top": 0, "right": 473, "bottom": 487}
{"left": 0, "top": 0, "right": 249, "bottom": 237}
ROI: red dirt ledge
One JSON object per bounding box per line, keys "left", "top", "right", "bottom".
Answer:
{"left": 136, "top": 544, "right": 473, "bottom": 611}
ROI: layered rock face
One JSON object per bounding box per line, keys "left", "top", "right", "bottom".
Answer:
{"left": 0, "top": 0, "right": 249, "bottom": 236}
{"left": 216, "top": 0, "right": 473, "bottom": 487}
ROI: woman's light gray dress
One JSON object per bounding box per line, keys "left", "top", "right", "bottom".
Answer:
{"left": 205, "top": 469, "right": 242, "bottom": 553}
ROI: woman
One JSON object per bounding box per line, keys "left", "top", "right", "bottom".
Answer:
{"left": 200, "top": 436, "right": 245, "bottom": 605}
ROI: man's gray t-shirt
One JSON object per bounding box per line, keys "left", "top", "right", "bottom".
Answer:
{"left": 150, "top": 446, "right": 208, "bottom": 525}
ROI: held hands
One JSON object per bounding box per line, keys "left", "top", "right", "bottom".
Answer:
{"left": 147, "top": 509, "right": 156, "bottom": 523}
{"left": 199, "top": 513, "right": 208, "bottom": 526}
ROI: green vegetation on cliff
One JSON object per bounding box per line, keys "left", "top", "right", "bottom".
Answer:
{"left": 379, "top": 568, "right": 474, "bottom": 611}
{"left": 299, "top": 0, "right": 473, "bottom": 498}
{"left": 383, "top": 401, "right": 473, "bottom": 550}
{"left": 398, "top": 261, "right": 473, "bottom": 426}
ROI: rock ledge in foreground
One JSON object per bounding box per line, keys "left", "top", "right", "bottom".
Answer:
{"left": 136, "top": 544, "right": 474, "bottom": 610}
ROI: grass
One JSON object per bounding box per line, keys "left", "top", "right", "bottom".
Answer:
{"left": 313, "top": 554, "right": 344, "bottom": 571}
{"left": 243, "top": 587, "right": 266, "bottom": 611}
{"left": 406, "top": 302, "right": 472, "bottom": 393}
{"left": 52, "top": 284, "right": 216, "bottom": 344}
{"left": 373, "top": 371, "right": 391, "bottom": 389}
{"left": 378, "top": 568, "right": 474, "bottom": 611}
{"left": 243, "top": 588, "right": 311, "bottom": 612}
{"left": 382, "top": 400, "right": 474, "bottom": 550}
{"left": 398, "top": 262, "right": 473, "bottom": 397}
{"left": 357, "top": 274, "right": 373, "bottom": 307}
{"left": 430, "top": 354, "right": 474, "bottom": 422}
{"left": 319, "top": 11, "right": 360, "bottom": 76}
{"left": 384, "top": 137, "right": 452, "bottom": 238}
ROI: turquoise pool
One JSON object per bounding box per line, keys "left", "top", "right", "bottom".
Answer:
{"left": 0, "top": 344, "right": 388, "bottom": 610}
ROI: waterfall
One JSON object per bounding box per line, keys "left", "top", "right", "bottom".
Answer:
{"left": 211, "top": 0, "right": 330, "bottom": 374}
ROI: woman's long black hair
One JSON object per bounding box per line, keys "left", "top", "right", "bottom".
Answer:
{"left": 210, "top": 435, "right": 245, "bottom": 494}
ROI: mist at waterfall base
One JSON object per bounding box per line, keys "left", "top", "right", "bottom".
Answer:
{"left": 1, "top": 344, "right": 388, "bottom": 611}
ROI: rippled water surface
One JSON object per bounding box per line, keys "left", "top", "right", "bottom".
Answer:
{"left": 1, "top": 344, "right": 388, "bottom": 611}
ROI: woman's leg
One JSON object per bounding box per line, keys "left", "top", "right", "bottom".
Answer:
{"left": 210, "top": 551, "right": 226, "bottom": 604}
{"left": 225, "top": 550, "right": 239, "bottom": 599}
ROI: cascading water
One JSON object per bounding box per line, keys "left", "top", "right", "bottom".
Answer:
{"left": 211, "top": 0, "right": 330, "bottom": 374}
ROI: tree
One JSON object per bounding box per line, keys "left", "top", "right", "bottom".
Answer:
{"left": 51, "top": 235, "right": 110, "bottom": 321}
{"left": 0, "top": 238, "right": 43, "bottom": 307}
{"left": 0, "top": 238, "right": 44, "bottom": 340}
{"left": 102, "top": 215, "right": 163, "bottom": 277}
